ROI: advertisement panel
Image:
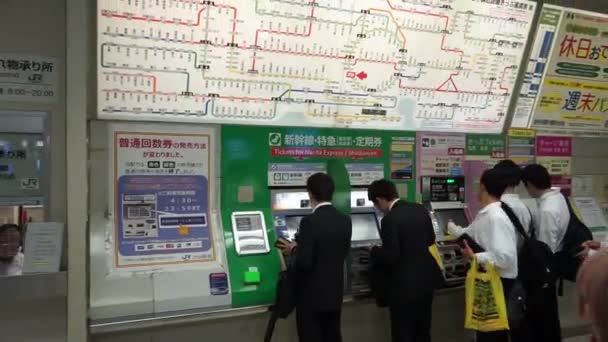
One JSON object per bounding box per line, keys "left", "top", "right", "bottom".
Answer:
{"left": 417, "top": 132, "right": 466, "bottom": 177}
{"left": 531, "top": 9, "right": 608, "bottom": 134}
{"left": 113, "top": 130, "right": 215, "bottom": 269}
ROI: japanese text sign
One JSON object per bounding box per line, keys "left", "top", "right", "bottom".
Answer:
{"left": 0, "top": 53, "right": 58, "bottom": 103}
{"left": 536, "top": 136, "right": 572, "bottom": 156}
{"left": 113, "top": 130, "right": 215, "bottom": 270}
{"left": 532, "top": 9, "right": 608, "bottom": 134}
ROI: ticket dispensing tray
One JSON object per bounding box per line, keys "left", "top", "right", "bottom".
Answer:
{"left": 349, "top": 190, "right": 381, "bottom": 295}
{"left": 421, "top": 176, "right": 470, "bottom": 287}
{"left": 429, "top": 202, "right": 470, "bottom": 287}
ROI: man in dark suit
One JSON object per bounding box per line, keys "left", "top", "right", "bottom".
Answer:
{"left": 277, "top": 173, "right": 352, "bottom": 342}
{"left": 368, "top": 179, "right": 437, "bottom": 342}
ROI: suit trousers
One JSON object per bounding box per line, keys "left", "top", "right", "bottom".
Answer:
{"left": 296, "top": 308, "right": 342, "bottom": 342}
{"left": 389, "top": 296, "right": 433, "bottom": 342}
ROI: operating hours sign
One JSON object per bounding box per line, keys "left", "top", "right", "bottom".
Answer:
{"left": 0, "top": 53, "right": 59, "bottom": 103}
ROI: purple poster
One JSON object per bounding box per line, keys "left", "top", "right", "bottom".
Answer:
{"left": 114, "top": 132, "right": 215, "bottom": 269}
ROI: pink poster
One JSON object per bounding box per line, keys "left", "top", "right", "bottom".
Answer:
{"left": 536, "top": 136, "right": 572, "bottom": 157}
{"left": 536, "top": 136, "right": 573, "bottom": 175}
{"left": 463, "top": 160, "right": 491, "bottom": 217}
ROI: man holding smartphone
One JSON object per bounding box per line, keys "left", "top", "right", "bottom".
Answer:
{"left": 277, "top": 173, "right": 352, "bottom": 342}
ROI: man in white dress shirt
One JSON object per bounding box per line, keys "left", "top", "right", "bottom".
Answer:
{"left": 447, "top": 168, "right": 518, "bottom": 342}
{"left": 493, "top": 160, "right": 535, "bottom": 341}
{"left": 0, "top": 224, "right": 24, "bottom": 277}
{"left": 521, "top": 164, "right": 566, "bottom": 342}
{"left": 494, "top": 160, "right": 532, "bottom": 245}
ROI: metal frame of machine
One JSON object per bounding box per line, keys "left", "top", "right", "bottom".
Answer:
{"left": 348, "top": 189, "right": 382, "bottom": 295}
{"left": 421, "top": 176, "right": 471, "bottom": 287}
{"left": 230, "top": 211, "right": 270, "bottom": 256}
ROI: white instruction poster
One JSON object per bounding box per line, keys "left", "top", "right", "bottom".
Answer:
{"left": 572, "top": 197, "right": 608, "bottom": 241}
{"left": 23, "top": 222, "right": 64, "bottom": 274}
{"left": 112, "top": 127, "right": 216, "bottom": 269}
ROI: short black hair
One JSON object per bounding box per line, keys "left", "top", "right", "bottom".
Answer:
{"left": 480, "top": 168, "right": 508, "bottom": 199}
{"left": 367, "top": 179, "right": 399, "bottom": 203}
{"left": 521, "top": 164, "right": 551, "bottom": 190}
{"left": 0, "top": 224, "right": 20, "bottom": 234}
{"left": 306, "top": 173, "right": 334, "bottom": 202}
{"left": 494, "top": 159, "right": 518, "bottom": 169}
{"left": 493, "top": 159, "right": 522, "bottom": 188}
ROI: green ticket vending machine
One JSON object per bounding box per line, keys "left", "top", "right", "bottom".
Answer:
{"left": 221, "top": 125, "right": 417, "bottom": 307}
{"left": 346, "top": 164, "right": 384, "bottom": 295}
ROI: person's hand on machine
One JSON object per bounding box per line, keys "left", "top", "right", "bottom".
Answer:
{"left": 445, "top": 219, "right": 453, "bottom": 235}
{"left": 276, "top": 237, "right": 297, "bottom": 256}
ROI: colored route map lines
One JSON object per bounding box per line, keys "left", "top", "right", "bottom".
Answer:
{"left": 98, "top": 0, "right": 535, "bottom": 133}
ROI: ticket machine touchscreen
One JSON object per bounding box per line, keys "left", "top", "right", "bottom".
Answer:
{"left": 434, "top": 209, "right": 469, "bottom": 234}
{"left": 282, "top": 215, "right": 304, "bottom": 241}
{"left": 349, "top": 207, "right": 381, "bottom": 295}
{"left": 421, "top": 176, "right": 470, "bottom": 287}
{"left": 351, "top": 213, "right": 381, "bottom": 244}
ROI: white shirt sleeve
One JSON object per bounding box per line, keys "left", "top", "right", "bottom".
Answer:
{"left": 475, "top": 216, "right": 517, "bottom": 274}
{"left": 448, "top": 219, "right": 496, "bottom": 265}
{"left": 0, "top": 252, "right": 24, "bottom": 277}
{"left": 447, "top": 221, "right": 467, "bottom": 239}
{"left": 537, "top": 209, "right": 562, "bottom": 253}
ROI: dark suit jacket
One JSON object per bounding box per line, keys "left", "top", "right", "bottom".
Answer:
{"left": 294, "top": 205, "right": 352, "bottom": 311}
{"left": 371, "top": 200, "right": 437, "bottom": 305}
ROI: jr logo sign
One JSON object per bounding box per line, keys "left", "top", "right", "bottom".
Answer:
{"left": 268, "top": 133, "right": 282, "bottom": 146}
{"left": 20, "top": 178, "right": 39, "bottom": 190}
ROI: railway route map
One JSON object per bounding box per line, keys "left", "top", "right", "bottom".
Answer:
{"left": 98, "top": 0, "right": 536, "bottom": 133}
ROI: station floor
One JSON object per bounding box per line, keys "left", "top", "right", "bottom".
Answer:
{"left": 566, "top": 336, "right": 591, "bottom": 342}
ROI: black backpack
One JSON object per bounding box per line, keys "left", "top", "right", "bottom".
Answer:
{"left": 553, "top": 194, "right": 593, "bottom": 282}
{"left": 500, "top": 203, "right": 554, "bottom": 292}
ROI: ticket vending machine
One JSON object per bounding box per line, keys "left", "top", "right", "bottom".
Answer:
{"left": 421, "top": 176, "right": 470, "bottom": 287}
{"left": 348, "top": 189, "right": 382, "bottom": 295}
{"left": 271, "top": 189, "right": 313, "bottom": 245}
{"left": 270, "top": 187, "right": 382, "bottom": 295}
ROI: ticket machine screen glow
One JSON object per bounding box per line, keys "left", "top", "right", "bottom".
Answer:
{"left": 434, "top": 209, "right": 469, "bottom": 234}
{"left": 349, "top": 212, "right": 381, "bottom": 295}
{"left": 283, "top": 215, "right": 304, "bottom": 240}
{"left": 351, "top": 213, "right": 381, "bottom": 242}
{"left": 351, "top": 190, "right": 374, "bottom": 208}
{"left": 271, "top": 191, "right": 311, "bottom": 211}
{"left": 232, "top": 211, "right": 270, "bottom": 255}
